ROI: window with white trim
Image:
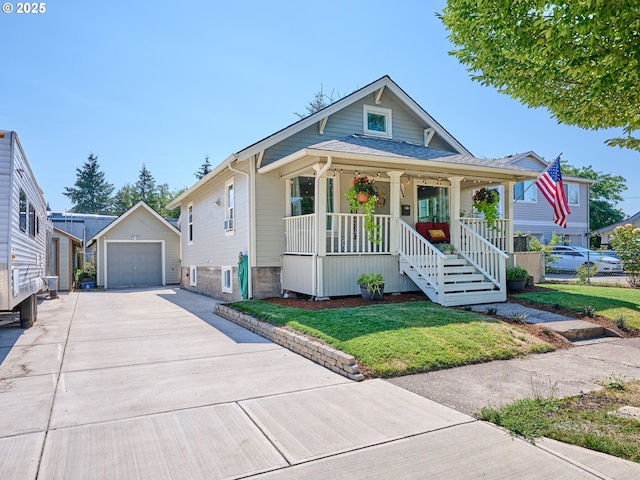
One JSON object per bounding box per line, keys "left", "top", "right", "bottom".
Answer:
{"left": 221, "top": 266, "right": 232, "bottom": 293}
{"left": 187, "top": 203, "right": 194, "bottom": 243}
{"left": 563, "top": 183, "right": 579, "bottom": 205}
{"left": 224, "top": 178, "right": 234, "bottom": 233}
{"left": 189, "top": 266, "right": 197, "bottom": 286}
{"left": 363, "top": 105, "right": 392, "bottom": 138}
{"left": 514, "top": 180, "right": 537, "bottom": 202}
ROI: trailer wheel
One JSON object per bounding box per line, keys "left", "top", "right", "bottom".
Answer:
{"left": 19, "top": 294, "right": 37, "bottom": 328}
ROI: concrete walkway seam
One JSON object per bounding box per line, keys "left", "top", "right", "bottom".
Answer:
{"left": 214, "top": 305, "right": 364, "bottom": 381}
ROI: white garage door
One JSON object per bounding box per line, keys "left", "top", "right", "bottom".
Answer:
{"left": 106, "top": 243, "right": 162, "bottom": 288}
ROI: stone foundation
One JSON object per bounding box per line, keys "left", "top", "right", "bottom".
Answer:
{"left": 214, "top": 304, "right": 364, "bottom": 381}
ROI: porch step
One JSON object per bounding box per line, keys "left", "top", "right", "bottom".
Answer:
{"left": 441, "top": 290, "right": 506, "bottom": 307}
{"left": 444, "top": 258, "right": 468, "bottom": 267}
{"left": 444, "top": 273, "right": 486, "bottom": 283}
{"left": 443, "top": 266, "right": 476, "bottom": 275}
{"left": 442, "top": 281, "right": 497, "bottom": 293}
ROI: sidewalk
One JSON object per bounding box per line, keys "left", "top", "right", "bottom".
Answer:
{"left": 1, "top": 287, "right": 638, "bottom": 479}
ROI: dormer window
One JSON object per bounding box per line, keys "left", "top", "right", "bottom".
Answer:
{"left": 363, "top": 105, "right": 392, "bottom": 138}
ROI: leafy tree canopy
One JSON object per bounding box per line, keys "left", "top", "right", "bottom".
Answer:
{"left": 63, "top": 152, "right": 114, "bottom": 214}
{"left": 440, "top": 1, "right": 640, "bottom": 150}
{"left": 562, "top": 162, "right": 627, "bottom": 230}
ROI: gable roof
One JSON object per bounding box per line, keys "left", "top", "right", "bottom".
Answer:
{"left": 592, "top": 211, "right": 640, "bottom": 235}
{"left": 497, "top": 152, "right": 595, "bottom": 184}
{"left": 52, "top": 226, "right": 82, "bottom": 243}
{"left": 236, "top": 75, "right": 472, "bottom": 162}
{"left": 258, "top": 135, "right": 537, "bottom": 179}
{"left": 89, "top": 201, "right": 180, "bottom": 243}
{"left": 168, "top": 75, "right": 473, "bottom": 209}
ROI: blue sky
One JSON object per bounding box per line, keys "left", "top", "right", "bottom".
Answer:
{"left": 2, "top": 0, "right": 638, "bottom": 216}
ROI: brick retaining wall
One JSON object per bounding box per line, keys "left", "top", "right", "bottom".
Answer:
{"left": 214, "top": 304, "right": 364, "bottom": 381}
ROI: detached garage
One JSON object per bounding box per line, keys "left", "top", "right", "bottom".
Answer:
{"left": 90, "top": 202, "right": 180, "bottom": 289}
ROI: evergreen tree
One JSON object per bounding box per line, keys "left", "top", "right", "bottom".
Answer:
{"left": 135, "top": 163, "right": 158, "bottom": 209}
{"left": 112, "top": 183, "right": 137, "bottom": 216}
{"left": 195, "top": 155, "right": 212, "bottom": 180}
{"left": 63, "top": 152, "right": 114, "bottom": 213}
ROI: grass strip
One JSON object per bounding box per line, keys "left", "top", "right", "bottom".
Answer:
{"left": 229, "top": 300, "right": 552, "bottom": 377}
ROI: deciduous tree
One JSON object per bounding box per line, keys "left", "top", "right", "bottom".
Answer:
{"left": 440, "top": 1, "right": 640, "bottom": 150}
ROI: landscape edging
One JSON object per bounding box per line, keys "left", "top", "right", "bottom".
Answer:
{"left": 214, "top": 304, "right": 364, "bottom": 381}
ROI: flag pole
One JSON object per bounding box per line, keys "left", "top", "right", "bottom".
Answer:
{"left": 513, "top": 153, "right": 562, "bottom": 205}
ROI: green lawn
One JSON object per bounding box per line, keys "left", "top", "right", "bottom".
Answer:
{"left": 514, "top": 284, "right": 640, "bottom": 330}
{"left": 478, "top": 380, "right": 640, "bottom": 463}
{"left": 228, "top": 300, "right": 552, "bottom": 377}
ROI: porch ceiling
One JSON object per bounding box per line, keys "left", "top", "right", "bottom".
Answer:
{"left": 260, "top": 135, "right": 540, "bottom": 183}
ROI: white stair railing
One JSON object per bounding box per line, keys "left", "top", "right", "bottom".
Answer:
{"left": 456, "top": 219, "right": 507, "bottom": 289}
{"left": 396, "top": 218, "right": 446, "bottom": 302}
{"left": 460, "top": 217, "right": 508, "bottom": 252}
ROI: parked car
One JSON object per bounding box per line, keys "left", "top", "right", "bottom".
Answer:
{"left": 548, "top": 246, "right": 623, "bottom": 274}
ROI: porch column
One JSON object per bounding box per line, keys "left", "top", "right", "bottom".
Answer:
{"left": 503, "top": 181, "right": 515, "bottom": 254}
{"left": 316, "top": 174, "right": 328, "bottom": 257}
{"left": 448, "top": 176, "right": 464, "bottom": 250}
{"left": 386, "top": 170, "right": 404, "bottom": 254}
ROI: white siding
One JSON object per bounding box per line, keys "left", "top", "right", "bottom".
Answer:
{"left": 0, "top": 131, "right": 47, "bottom": 310}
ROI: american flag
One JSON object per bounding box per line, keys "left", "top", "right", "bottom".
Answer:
{"left": 535, "top": 156, "right": 571, "bottom": 228}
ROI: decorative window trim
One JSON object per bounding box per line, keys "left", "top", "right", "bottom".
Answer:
{"left": 187, "top": 203, "right": 194, "bottom": 244}
{"left": 224, "top": 177, "right": 235, "bottom": 235}
{"left": 514, "top": 180, "right": 537, "bottom": 203}
{"left": 564, "top": 183, "right": 579, "bottom": 206}
{"left": 221, "top": 266, "right": 232, "bottom": 293}
{"left": 189, "top": 265, "right": 197, "bottom": 286}
{"left": 363, "top": 105, "right": 392, "bottom": 138}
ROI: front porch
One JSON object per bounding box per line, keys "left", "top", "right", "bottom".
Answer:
{"left": 282, "top": 212, "right": 511, "bottom": 306}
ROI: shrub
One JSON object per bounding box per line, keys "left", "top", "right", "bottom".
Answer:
{"left": 610, "top": 224, "right": 640, "bottom": 287}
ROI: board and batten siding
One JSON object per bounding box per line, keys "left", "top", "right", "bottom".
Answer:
{"left": 261, "top": 90, "right": 458, "bottom": 167}
{"left": 0, "top": 131, "right": 48, "bottom": 310}
{"left": 95, "top": 207, "right": 180, "bottom": 286}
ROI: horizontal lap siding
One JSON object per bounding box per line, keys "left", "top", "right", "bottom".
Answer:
{"left": 96, "top": 208, "right": 180, "bottom": 286}
{"left": 262, "top": 91, "right": 458, "bottom": 167}
{"left": 180, "top": 173, "right": 248, "bottom": 268}
{"left": 255, "top": 172, "right": 285, "bottom": 267}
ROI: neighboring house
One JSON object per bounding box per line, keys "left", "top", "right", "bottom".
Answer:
{"left": 48, "top": 227, "right": 82, "bottom": 291}
{"left": 497, "top": 152, "right": 594, "bottom": 247}
{"left": 88, "top": 202, "right": 181, "bottom": 289}
{"left": 168, "top": 75, "right": 546, "bottom": 306}
{"left": 593, "top": 211, "right": 640, "bottom": 247}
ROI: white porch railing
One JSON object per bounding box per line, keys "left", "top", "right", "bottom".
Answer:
{"left": 326, "top": 213, "right": 392, "bottom": 254}
{"left": 284, "top": 214, "right": 315, "bottom": 254}
{"left": 397, "top": 218, "right": 446, "bottom": 302}
{"left": 460, "top": 217, "right": 509, "bottom": 252}
{"left": 284, "top": 213, "right": 393, "bottom": 255}
{"left": 456, "top": 219, "right": 508, "bottom": 289}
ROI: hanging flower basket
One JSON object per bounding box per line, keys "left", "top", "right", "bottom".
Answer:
{"left": 346, "top": 177, "right": 380, "bottom": 244}
{"left": 356, "top": 192, "right": 370, "bottom": 203}
{"left": 473, "top": 187, "right": 500, "bottom": 231}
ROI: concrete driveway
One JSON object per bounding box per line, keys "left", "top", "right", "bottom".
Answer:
{"left": 1, "top": 287, "right": 637, "bottom": 479}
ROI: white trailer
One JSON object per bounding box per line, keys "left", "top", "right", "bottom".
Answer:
{"left": 0, "top": 130, "right": 49, "bottom": 328}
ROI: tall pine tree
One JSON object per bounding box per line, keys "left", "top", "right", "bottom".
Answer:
{"left": 195, "top": 155, "right": 211, "bottom": 180}
{"left": 135, "top": 163, "right": 158, "bottom": 209}
{"left": 63, "top": 152, "right": 114, "bottom": 213}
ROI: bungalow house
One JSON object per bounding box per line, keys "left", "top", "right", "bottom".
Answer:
{"left": 88, "top": 201, "right": 181, "bottom": 289}
{"left": 496, "top": 152, "right": 594, "bottom": 248}
{"left": 593, "top": 211, "right": 640, "bottom": 247}
{"left": 167, "top": 75, "right": 547, "bottom": 306}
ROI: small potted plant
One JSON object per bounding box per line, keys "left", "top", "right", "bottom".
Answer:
{"left": 506, "top": 265, "right": 528, "bottom": 292}
{"left": 473, "top": 187, "right": 500, "bottom": 230}
{"left": 346, "top": 177, "right": 380, "bottom": 244}
{"left": 356, "top": 273, "right": 384, "bottom": 301}
{"left": 437, "top": 243, "right": 455, "bottom": 255}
